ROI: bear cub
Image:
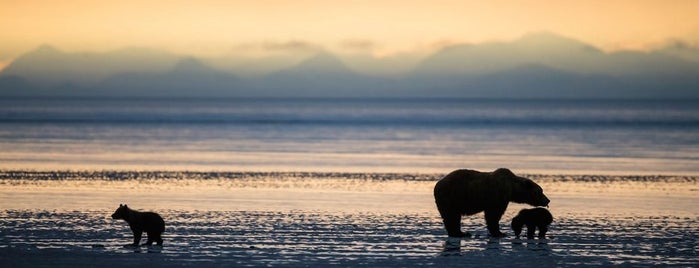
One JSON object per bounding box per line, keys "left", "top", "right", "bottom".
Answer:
{"left": 111, "top": 204, "right": 165, "bottom": 246}
{"left": 511, "top": 207, "right": 553, "bottom": 239}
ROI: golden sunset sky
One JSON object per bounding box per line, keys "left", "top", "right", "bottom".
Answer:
{"left": 1, "top": 0, "right": 698, "bottom": 67}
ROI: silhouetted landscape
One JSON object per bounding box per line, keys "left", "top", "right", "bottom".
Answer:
{"left": 2, "top": 2, "right": 699, "bottom": 267}
{"left": 2, "top": 33, "right": 698, "bottom": 99}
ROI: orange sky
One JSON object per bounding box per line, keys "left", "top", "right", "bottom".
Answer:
{"left": 1, "top": 0, "right": 698, "bottom": 63}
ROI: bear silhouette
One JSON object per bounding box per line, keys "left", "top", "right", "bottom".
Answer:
{"left": 111, "top": 204, "right": 165, "bottom": 246}
{"left": 511, "top": 207, "right": 553, "bottom": 239}
{"left": 434, "top": 168, "right": 550, "bottom": 237}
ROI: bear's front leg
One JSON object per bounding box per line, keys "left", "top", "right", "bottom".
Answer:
{"left": 526, "top": 225, "right": 536, "bottom": 239}
{"left": 512, "top": 225, "right": 522, "bottom": 238}
{"left": 538, "top": 225, "right": 548, "bottom": 239}
{"left": 484, "top": 208, "right": 506, "bottom": 237}
{"left": 133, "top": 230, "right": 143, "bottom": 246}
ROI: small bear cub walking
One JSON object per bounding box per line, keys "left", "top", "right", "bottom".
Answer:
{"left": 111, "top": 204, "right": 165, "bottom": 246}
{"left": 511, "top": 207, "right": 553, "bottom": 239}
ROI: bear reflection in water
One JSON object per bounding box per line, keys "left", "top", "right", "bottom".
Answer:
{"left": 441, "top": 237, "right": 463, "bottom": 256}
{"left": 440, "top": 236, "right": 551, "bottom": 256}
{"left": 434, "top": 168, "right": 550, "bottom": 238}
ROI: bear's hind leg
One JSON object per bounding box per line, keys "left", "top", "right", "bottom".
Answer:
{"left": 153, "top": 232, "right": 163, "bottom": 246}
{"left": 144, "top": 231, "right": 161, "bottom": 245}
{"left": 442, "top": 213, "right": 469, "bottom": 238}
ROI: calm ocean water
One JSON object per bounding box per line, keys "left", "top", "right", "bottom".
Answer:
{"left": 0, "top": 98, "right": 697, "bottom": 174}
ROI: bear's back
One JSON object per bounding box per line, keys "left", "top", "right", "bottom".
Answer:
{"left": 137, "top": 212, "right": 165, "bottom": 232}
{"left": 519, "top": 208, "right": 553, "bottom": 225}
{"left": 438, "top": 169, "right": 490, "bottom": 185}
{"left": 434, "top": 169, "right": 512, "bottom": 212}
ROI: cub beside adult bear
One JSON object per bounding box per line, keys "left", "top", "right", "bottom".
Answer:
{"left": 111, "top": 204, "right": 165, "bottom": 246}
{"left": 434, "top": 168, "right": 550, "bottom": 238}
{"left": 511, "top": 207, "right": 553, "bottom": 239}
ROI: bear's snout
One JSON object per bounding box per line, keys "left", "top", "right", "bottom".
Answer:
{"left": 532, "top": 195, "right": 550, "bottom": 207}
{"left": 111, "top": 213, "right": 119, "bottom": 219}
{"left": 541, "top": 196, "right": 550, "bottom": 207}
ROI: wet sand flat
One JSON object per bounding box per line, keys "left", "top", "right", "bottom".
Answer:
{"left": 0, "top": 171, "right": 697, "bottom": 267}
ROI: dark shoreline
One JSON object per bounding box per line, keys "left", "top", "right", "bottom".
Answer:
{"left": 0, "top": 170, "right": 696, "bottom": 183}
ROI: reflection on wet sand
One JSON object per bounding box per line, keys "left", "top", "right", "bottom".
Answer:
{"left": 440, "top": 236, "right": 552, "bottom": 257}
{"left": 0, "top": 172, "right": 697, "bottom": 266}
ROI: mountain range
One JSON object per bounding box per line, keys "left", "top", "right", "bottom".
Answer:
{"left": 1, "top": 32, "right": 698, "bottom": 99}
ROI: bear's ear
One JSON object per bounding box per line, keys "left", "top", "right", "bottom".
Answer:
{"left": 524, "top": 180, "right": 535, "bottom": 188}
{"left": 123, "top": 204, "right": 128, "bottom": 208}
{"left": 494, "top": 168, "right": 514, "bottom": 177}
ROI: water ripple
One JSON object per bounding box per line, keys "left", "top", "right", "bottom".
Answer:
{"left": 0, "top": 210, "right": 696, "bottom": 267}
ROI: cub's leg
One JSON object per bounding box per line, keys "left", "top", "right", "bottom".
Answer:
{"left": 526, "top": 225, "right": 536, "bottom": 239}
{"left": 538, "top": 225, "right": 548, "bottom": 239}
{"left": 132, "top": 230, "right": 143, "bottom": 246}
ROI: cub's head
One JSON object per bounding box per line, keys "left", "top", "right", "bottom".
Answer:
{"left": 511, "top": 214, "right": 524, "bottom": 237}
{"left": 494, "top": 168, "right": 550, "bottom": 207}
{"left": 111, "top": 204, "right": 129, "bottom": 219}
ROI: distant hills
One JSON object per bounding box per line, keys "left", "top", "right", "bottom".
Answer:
{"left": 1, "top": 32, "right": 698, "bottom": 99}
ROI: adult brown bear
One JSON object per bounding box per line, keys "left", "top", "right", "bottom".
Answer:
{"left": 111, "top": 204, "right": 165, "bottom": 246}
{"left": 434, "top": 168, "right": 550, "bottom": 238}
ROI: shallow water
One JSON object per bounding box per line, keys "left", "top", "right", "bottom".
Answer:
{"left": 1, "top": 210, "right": 696, "bottom": 267}
{"left": 0, "top": 172, "right": 697, "bottom": 267}
{"left": 1, "top": 98, "right": 698, "bottom": 174}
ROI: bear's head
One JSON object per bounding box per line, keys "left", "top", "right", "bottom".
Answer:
{"left": 511, "top": 214, "right": 525, "bottom": 237}
{"left": 495, "top": 168, "right": 550, "bottom": 207}
{"left": 111, "top": 204, "right": 129, "bottom": 220}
